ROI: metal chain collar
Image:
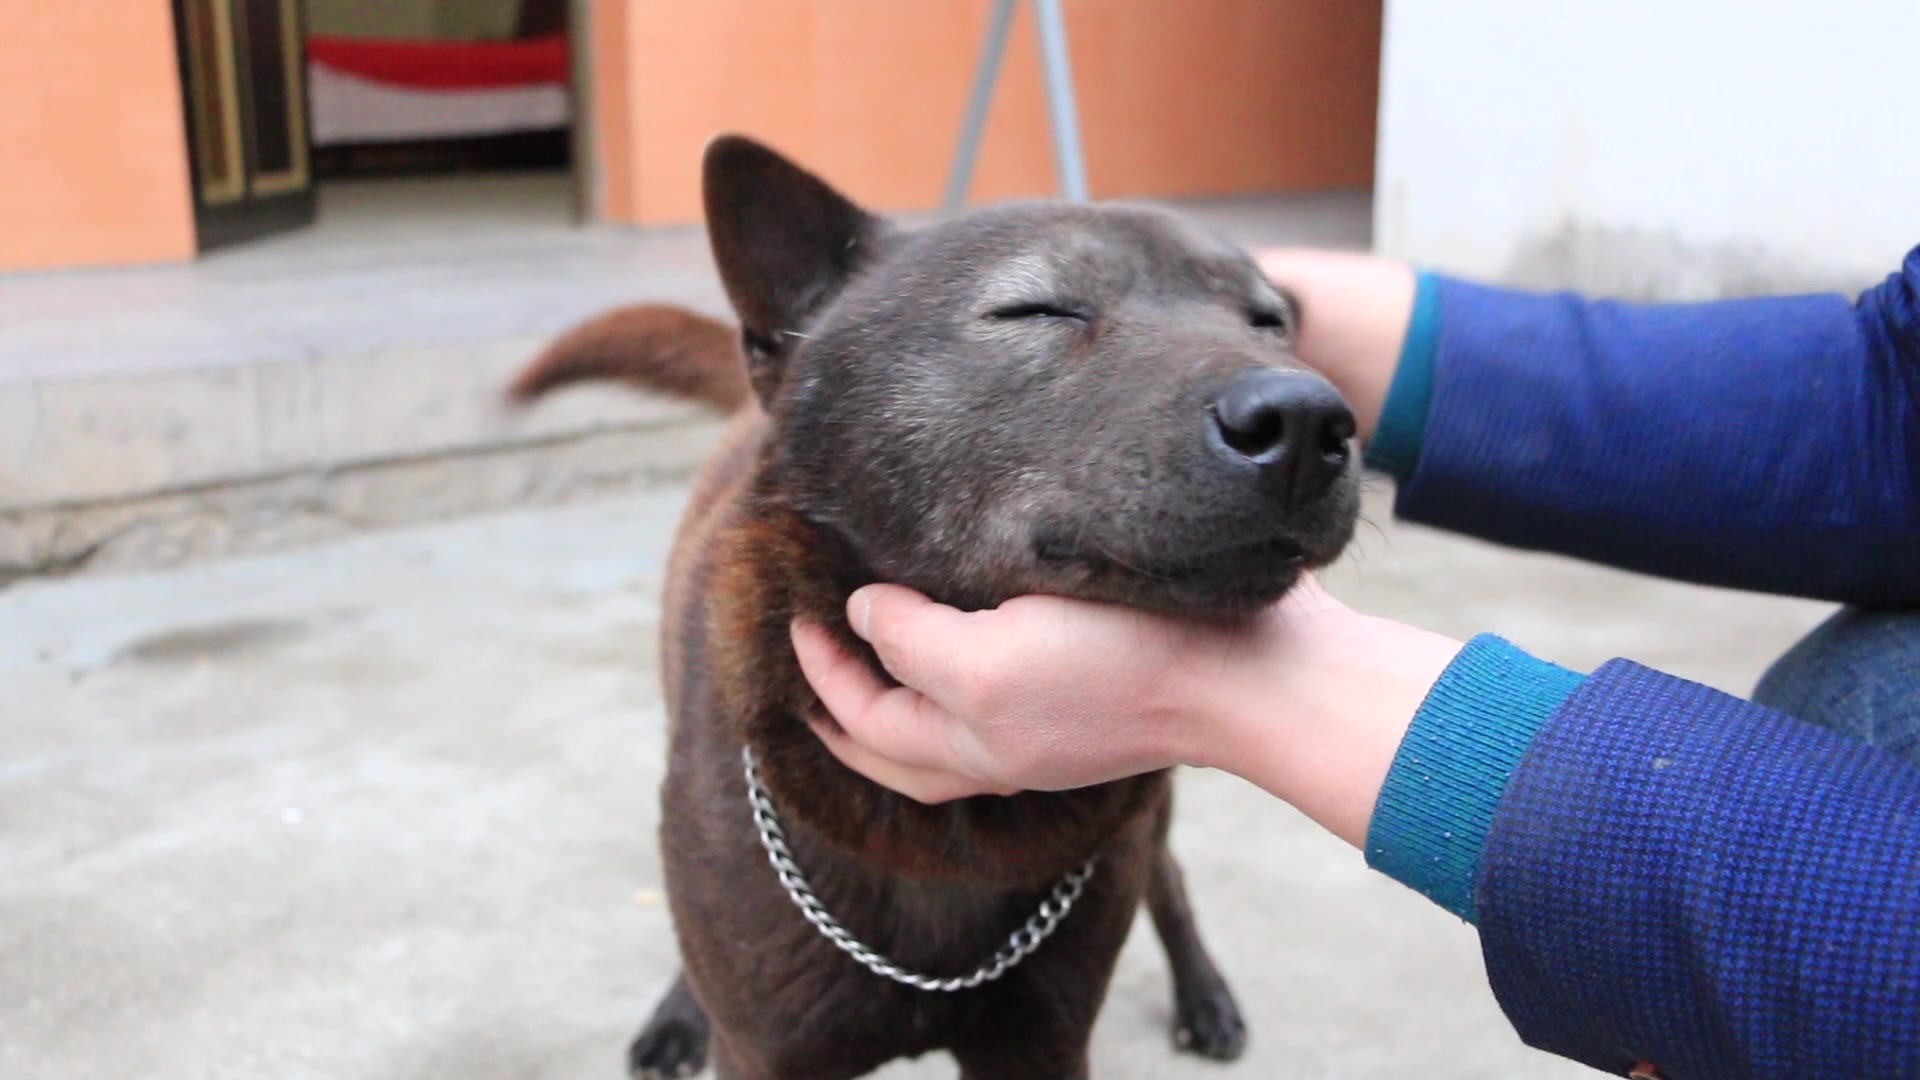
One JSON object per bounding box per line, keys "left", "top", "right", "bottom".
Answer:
{"left": 741, "top": 745, "right": 1096, "bottom": 992}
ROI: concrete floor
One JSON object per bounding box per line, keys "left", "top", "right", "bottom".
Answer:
{"left": 2, "top": 471, "right": 1834, "bottom": 1079}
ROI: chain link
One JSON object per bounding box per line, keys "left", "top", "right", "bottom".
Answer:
{"left": 742, "top": 745, "right": 1096, "bottom": 992}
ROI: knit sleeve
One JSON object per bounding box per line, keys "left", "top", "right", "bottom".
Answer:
{"left": 1476, "top": 662, "right": 1920, "bottom": 1077}
{"left": 1376, "top": 245, "right": 1920, "bottom": 606}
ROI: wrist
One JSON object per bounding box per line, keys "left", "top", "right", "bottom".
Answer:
{"left": 1365, "top": 635, "right": 1585, "bottom": 922}
{"left": 1362, "top": 270, "right": 1441, "bottom": 482}
{"left": 1197, "top": 604, "right": 1463, "bottom": 848}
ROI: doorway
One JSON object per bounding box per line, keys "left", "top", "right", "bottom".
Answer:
{"left": 172, "top": 0, "right": 317, "bottom": 249}
{"left": 171, "top": 0, "right": 583, "bottom": 255}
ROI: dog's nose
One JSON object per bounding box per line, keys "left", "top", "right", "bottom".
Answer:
{"left": 1209, "top": 368, "right": 1355, "bottom": 508}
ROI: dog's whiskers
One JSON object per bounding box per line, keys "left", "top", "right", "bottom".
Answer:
{"left": 1083, "top": 532, "right": 1177, "bottom": 582}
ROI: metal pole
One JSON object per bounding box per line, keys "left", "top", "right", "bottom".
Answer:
{"left": 1032, "top": 0, "right": 1089, "bottom": 201}
{"left": 943, "top": 0, "right": 1020, "bottom": 210}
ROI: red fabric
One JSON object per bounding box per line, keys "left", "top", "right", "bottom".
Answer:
{"left": 307, "top": 33, "right": 569, "bottom": 90}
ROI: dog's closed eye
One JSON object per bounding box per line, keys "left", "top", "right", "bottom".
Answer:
{"left": 1247, "top": 308, "right": 1291, "bottom": 334}
{"left": 987, "top": 301, "right": 1092, "bottom": 324}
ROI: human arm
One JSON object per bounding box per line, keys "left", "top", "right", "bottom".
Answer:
{"left": 796, "top": 588, "right": 1920, "bottom": 1077}
{"left": 1258, "top": 244, "right": 1920, "bottom": 607}
{"left": 1252, "top": 249, "right": 1420, "bottom": 445}
{"left": 1471, "top": 657, "right": 1920, "bottom": 1079}
{"left": 795, "top": 576, "right": 1459, "bottom": 844}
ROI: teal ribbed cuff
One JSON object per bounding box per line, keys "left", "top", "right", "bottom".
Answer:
{"left": 1364, "top": 634, "right": 1585, "bottom": 925}
{"left": 1363, "top": 270, "right": 1441, "bottom": 483}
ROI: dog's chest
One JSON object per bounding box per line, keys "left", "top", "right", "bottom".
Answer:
{"left": 796, "top": 840, "right": 1052, "bottom": 973}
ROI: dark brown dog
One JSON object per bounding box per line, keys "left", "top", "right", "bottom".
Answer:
{"left": 511, "top": 135, "right": 1359, "bottom": 1080}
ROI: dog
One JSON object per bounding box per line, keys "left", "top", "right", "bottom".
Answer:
{"left": 509, "top": 135, "right": 1360, "bottom": 1080}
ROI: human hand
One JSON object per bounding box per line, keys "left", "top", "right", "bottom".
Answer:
{"left": 1252, "top": 248, "right": 1418, "bottom": 444}
{"left": 792, "top": 584, "right": 1250, "bottom": 802}
{"left": 792, "top": 576, "right": 1461, "bottom": 847}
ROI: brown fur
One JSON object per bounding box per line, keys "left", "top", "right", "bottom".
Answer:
{"left": 656, "top": 411, "right": 1171, "bottom": 1079}
{"left": 509, "top": 303, "right": 750, "bottom": 411}
{"left": 516, "top": 308, "right": 1239, "bottom": 1080}
{"left": 504, "top": 134, "right": 1358, "bottom": 1080}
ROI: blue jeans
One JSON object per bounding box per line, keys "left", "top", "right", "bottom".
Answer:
{"left": 1754, "top": 608, "right": 1920, "bottom": 766}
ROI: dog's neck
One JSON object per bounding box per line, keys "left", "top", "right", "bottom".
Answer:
{"left": 701, "top": 475, "right": 1163, "bottom": 887}
{"left": 793, "top": 513, "right": 889, "bottom": 628}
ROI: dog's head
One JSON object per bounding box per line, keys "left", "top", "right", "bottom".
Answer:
{"left": 710, "top": 136, "right": 1359, "bottom": 619}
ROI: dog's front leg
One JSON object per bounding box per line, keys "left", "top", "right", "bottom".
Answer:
{"left": 629, "top": 970, "right": 711, "bottom": 1079}
{"left": 1147, "top": 839, "right": 1248, "bottom": 1062}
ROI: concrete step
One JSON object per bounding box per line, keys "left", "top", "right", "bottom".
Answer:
{"left": 0, "top": 336, "right": 725, "bottom": 582}
{"left": 0, "top": 175, "right": 735, "bottom": 582}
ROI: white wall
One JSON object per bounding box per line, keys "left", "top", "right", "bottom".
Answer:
{"left": 1375, "top": 1, "right": 1920, "bottom": 298}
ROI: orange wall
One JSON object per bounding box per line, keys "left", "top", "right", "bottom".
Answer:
{"left": 594, "top": 0, "right": 1382, "bottom": 226}
{"left": 0, "top": 4, "right": 197, "bottom": 272}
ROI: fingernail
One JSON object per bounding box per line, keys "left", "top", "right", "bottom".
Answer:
{"left": 849, "top": 586, "right": 878, "bottom": 641}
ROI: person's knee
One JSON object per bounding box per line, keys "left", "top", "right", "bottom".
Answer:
{"left": 1754, "top": 608, "right": 1920, "bottom": 763}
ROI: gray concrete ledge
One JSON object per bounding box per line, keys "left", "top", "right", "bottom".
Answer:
{"left": 0, "top": 327, "right": 729, "bottom": 582}
{"left": 1, "top": 332, "right": 714, "bottom": 512}
{"left": 0, "top": 415, "right": 726, "bottom": 585}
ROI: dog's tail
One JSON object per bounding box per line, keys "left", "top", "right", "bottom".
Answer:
{"left": 508, "top": 304, "right": 751, "bottom": 413}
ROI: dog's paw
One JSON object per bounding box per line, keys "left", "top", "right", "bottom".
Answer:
{"left": 628, "top": 1016, "right": 707, "bottom": 1080}
{"left": 1172, "top": 982, "right": 1248, "bottom": 1062}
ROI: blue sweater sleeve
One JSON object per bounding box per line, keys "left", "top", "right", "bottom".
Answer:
{"left": 1366, "top": 634, "right": 1581, "bottom": 923}
{"left": 1373, "top": 246, "right": 1920, "bottom": 607}
{"left": 1475, "top": 663, "right": 1920, "bottom": 1079}
{"left": 1365, "top": 643, "right": 1920, "bottom": 1077}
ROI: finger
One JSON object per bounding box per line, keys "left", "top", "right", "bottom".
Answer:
{"left": 846, "top": 584, "right": 999, "bottom": 704}
{"left": 807, "top": 716, "right": 1007, "bottom": 803}
{"left": 791, "top": 617, "right": 889, "bottom": 724}
{"left": 790, "top": 619, "right": 969, "bottom": 772}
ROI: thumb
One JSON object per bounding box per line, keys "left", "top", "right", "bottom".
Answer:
{"left": 846, "top": 584, "right": 992, "bottom": 703}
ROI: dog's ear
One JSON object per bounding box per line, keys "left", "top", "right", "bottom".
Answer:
{"left": 702, "top": 135, "right": 885, "bottom": 409}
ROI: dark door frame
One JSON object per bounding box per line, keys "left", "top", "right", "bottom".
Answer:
{"left": 171, "top": 0, "right": 317, "bottom": 250}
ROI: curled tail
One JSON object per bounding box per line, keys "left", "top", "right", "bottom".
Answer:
{"left": 509, "top": 304, "right": 751, "bottom": 413}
